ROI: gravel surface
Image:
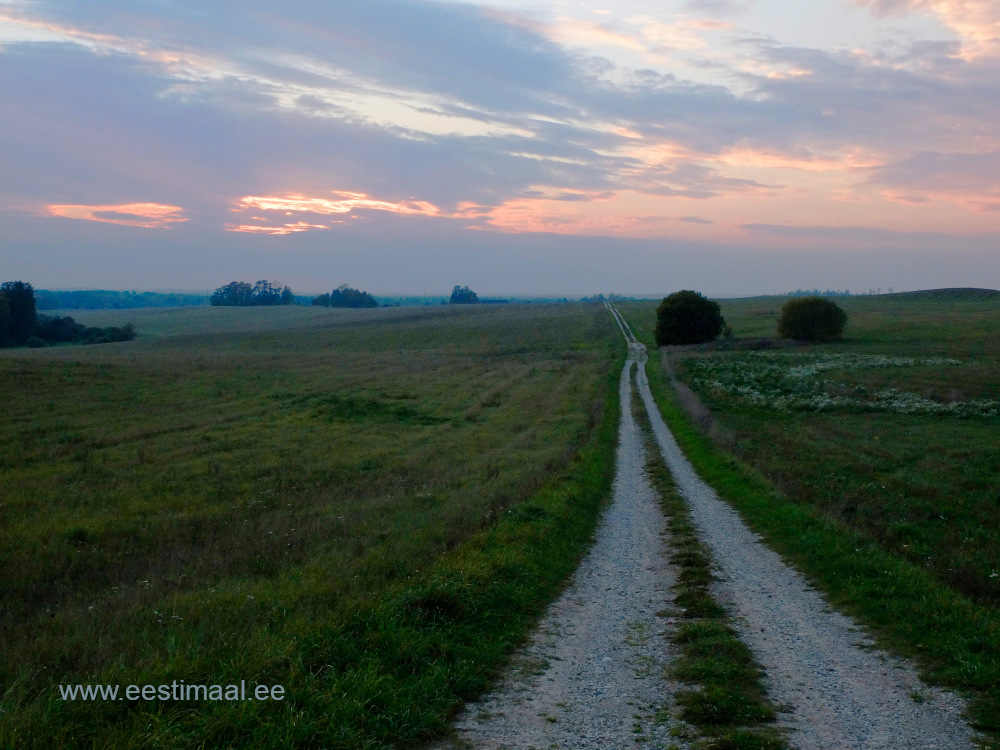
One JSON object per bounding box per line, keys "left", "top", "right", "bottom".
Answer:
{"left": 631, "top": 337, "right": 977, "bottom": 750}
{"left": 430, "top": 355, "right": 686, "bottom": 749}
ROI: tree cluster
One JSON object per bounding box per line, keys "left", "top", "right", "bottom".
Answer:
{"left": 210, "top": 280, "right": 295, "bottom": 307}
{"left": 0, "top": 281, "right": 137, "bottom": 348}
{"left": 449, "top": 285, "right": 479, "bottom": 304}
{"left": 312, "top": 285, "right": 379, "bottom": 308}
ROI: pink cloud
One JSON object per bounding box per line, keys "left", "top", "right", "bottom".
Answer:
{"left": 715, "top": 147, "right": 882, "bottom": 172}
{"left": 225, "top": 190, "right": 443, "bottom": 234}
{"left": 543, "top": 18, "right": 647, "bottom": 52}
{"left": 225, "top": 221, "right": 332, "bottom": 235}
{"left": 851, "top": 0, "right": 1000, "bottom": 56}
{"left": 471, "top": 189, "right": 714, "bottom": 237}
{"left": 867, "top": 149, "right": 1000, "bottom": 214}
{"left": 46, "top": 203, "right": 188, "bottom": 228}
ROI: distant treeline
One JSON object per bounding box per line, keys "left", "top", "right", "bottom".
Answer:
{"left": 36, "top": 289, "right": 209, "bottom": 310}
{"left": 1, "top": 281, "right": 137, "bottom": 348}
{"left": 28, "top": 284, "right": 661, "bottom": 312}
{"left": 374, "top": 296, "right": 447, "bottom": 306}
{"left": 580, "top": 293, "right": 630, "bottom": 303}
{"left": 312, "top": 285, "right": 379, "bottom": 308}
{"left": 785, "top": 289, "right": 854, "bottom": 297}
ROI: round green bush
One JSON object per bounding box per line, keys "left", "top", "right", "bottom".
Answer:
{"left": 655, "top": 290, "right": 725, "bottom": 345}
{"left": 777, "top": 296, "right": 847, "bottom": 341}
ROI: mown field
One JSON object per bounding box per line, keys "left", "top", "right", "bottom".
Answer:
{"left": 619, "top": 291, "right": 1000, "bottom": 742}
{"left": 0, "top": 303, "right": 620, "bottom": 748}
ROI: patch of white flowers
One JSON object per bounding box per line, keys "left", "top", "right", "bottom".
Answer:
{"left": 687, "top": 353, "right": 998, "bottom": 418}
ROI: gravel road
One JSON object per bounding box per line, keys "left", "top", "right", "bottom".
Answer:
{"left": 430, "top": 352, "right": 686, "bottom": 749}
{"left": 626, "top": 313, "right": 977, "bottom": 750}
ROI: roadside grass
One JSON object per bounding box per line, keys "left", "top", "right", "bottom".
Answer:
{"left": 618, "top": 297, "right": 1000, "bottom": 747}
{"left": 632, "top": 383, "right": 787, "bottom": 750}
{"left": 0, "top": 302, "right": 620, "bottom": 747}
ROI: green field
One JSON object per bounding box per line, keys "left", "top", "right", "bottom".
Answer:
{"left": 7, "top": 293, "right": 999, "bottom": 746}
{"left": 0, "top": 303, "right": 620, "bottom": 747}
{"left": 619, "top": 291, "right": 1000, "bottom": 740}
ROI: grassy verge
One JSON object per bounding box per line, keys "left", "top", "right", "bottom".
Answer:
{"left": 620, "top": 308, "right": 1000, "bottom": 748}
{"left": 632, "top": 382, "right": 787, "bottom": 750}
{"left": 0, "top": 303, "right": 622, "bottom": 748}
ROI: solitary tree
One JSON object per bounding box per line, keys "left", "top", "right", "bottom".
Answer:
{"left": 777, "top": 296, "right": 847, "bottom": 341}
{"left": 449, "top": 285, "right": 479, "bottom": 304}
{"left": 655, "top": 290, "right": 725, "bottom": 345}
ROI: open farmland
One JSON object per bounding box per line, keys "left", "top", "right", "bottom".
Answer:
{"left": 619, "top": 291, "right": 1000, "bottom": 738}
{"left": 0, "top": 303, "right": 620, "bottom": 748}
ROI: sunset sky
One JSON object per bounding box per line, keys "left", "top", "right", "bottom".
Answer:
{"left": 1, "top": 0, "right": 998, "bottom": 295}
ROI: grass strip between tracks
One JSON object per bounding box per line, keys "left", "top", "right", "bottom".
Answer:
{"left": 625, "top": 326, "right": 1000, "bottom": 749}
{"left": 633, "top": 379, "right": 789, "bottom": 750}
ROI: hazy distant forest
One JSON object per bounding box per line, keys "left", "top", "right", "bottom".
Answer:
{"left": 35, "top": 289, "right": 210, "bottom": 310}
{"left": 27, "top": 284, "right": 910, "bottom": 315}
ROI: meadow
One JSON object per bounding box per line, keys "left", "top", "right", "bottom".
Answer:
{"left": 0, "top": 302, "right": 620, "bottom": 747}
{"left": 619, "top": 291, "right": 1000, "bottom": 740}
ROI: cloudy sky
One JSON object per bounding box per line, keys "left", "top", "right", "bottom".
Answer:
{"left": 1, "top": 0, "right": 998, "bottom": 295}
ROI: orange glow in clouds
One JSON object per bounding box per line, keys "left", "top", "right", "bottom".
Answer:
{"left": 46, "top": 203, "right": 187, "bottom": 228}
{"left": 225, "top": 222, "right": 333, "bottom": 235}
{"left": 474, "top": 189, "right": 689, "bottom": 237}
{"left": 716, "top": 148, "right": 882, "bottom": 172}
{"left": 226, "top": 191, "right": 442, "bottom": 233}
{"left": 852, "top": 0, "right": 1000, "bottom": 57}
{"left": 236, "top": 192, "right": 440, "bottom": 216}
